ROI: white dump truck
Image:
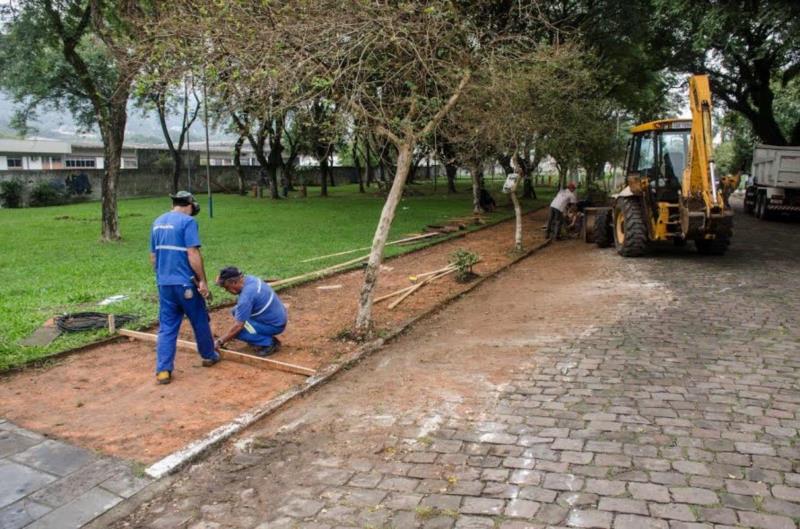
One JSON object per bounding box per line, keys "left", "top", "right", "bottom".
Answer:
{"left": 744, "top": 144, "right": 800, "bottom": 219}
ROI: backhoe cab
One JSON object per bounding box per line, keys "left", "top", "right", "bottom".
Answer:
{"left": 595, "top": 75, "right": 734, "bottom": 256}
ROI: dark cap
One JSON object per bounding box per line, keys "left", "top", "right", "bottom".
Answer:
{"left": 216, "top": 266, "right": 243, "bottom": 286}
{"left": 170, "top": 190, "right": 195, "bottom": 204}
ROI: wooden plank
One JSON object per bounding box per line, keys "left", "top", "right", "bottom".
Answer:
{"left": 300, "top": 232, "right": 441, "bottom": 263}
{"left": 374, "top": 283, "right": 417, "bottom": 304}
{"left": 118, "top": 329, "right": 315, "bottom": 377}
{"left": 388, "top": 267, "right": 456, "bottom": 309}
{"left": 269, "top": 253, "right": 370, "bottom": 289}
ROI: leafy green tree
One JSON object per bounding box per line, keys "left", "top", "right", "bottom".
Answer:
{"left": 655, "top": 0, "right": 800, "bottom": 145}
{"left": 0, "top": 0, "right": 151, "bottom": 240}
{"left": 716, "top": 111, "right": 757, "bottom": 176}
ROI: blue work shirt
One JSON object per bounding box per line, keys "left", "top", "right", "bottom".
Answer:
{"left": 150, "top": 211, "right": 201, "bottom": 286}
{"left": 234, "top": 275, "right": 287, "bottom": 327}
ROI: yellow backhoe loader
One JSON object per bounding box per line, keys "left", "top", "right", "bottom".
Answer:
{"left": 593, "top": 74, "right": 735, "bottom": 256}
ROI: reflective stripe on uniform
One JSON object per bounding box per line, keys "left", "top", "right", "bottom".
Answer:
{"left": 252, "top": 290, "right": 275, "bottom": 317}
{"left": 244, "top": 321, "right": 256, "bottom": 334}
{"left": 155, "top": 245, "right": 188, "bottom": 252}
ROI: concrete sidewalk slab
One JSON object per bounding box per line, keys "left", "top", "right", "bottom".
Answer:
{"left": 0, "top": 421, "right": 150, "bottom": 529}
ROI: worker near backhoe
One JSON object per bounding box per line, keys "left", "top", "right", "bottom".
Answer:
{"left": 150, "top": 191, "right": 220, "bottom": 385}
{"left": 546, "top": 182, "right": 578, "bottom": 240}
{"left": 214, "top": 266, "right": 287, "bottom": 357}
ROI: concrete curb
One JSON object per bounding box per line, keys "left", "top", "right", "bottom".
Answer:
{"left": 144, "top": 237, "right": 552, "bottom": 479}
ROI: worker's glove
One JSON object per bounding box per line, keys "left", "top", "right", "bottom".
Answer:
{"left": 214, "top": 338, "right": 224, "bottom": 351}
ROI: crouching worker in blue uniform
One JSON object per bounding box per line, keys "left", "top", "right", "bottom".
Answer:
{"left": 150, "top": 191, "right": 220, "bottom": 385}
{"left": 214, "top": 267, "right": 287, "bottom": 357}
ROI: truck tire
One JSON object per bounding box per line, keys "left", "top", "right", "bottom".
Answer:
{"left": 594, "top": 209, "right": 613, "bottom": 248}
{"left": 695, "top": 237, "right": 729, "bottom": 256}
{"left": 755, "top": 192, "right": 770, "bottom": 220}
{"left": 613, "top": 198, "right": 648, "bottom": 257}
{"left": 744, "top": 189, "right": 755, "bottom": 214}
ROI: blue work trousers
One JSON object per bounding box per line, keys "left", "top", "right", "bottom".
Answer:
{"left": 236, "top": 319, "right": 286, "bottom": 347}
{"left": 156, "top": 285, "right": 217, "bottom": 373}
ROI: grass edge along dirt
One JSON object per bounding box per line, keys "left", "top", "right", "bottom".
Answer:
{"left": 0, "top": 183, "right": 554, "bottom": 369}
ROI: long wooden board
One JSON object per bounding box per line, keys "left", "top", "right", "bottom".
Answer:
{"left": 118, "top": 329, "right": 315, "bottom": 377}
{"left": 300, "top": 232, "right": 441, "bottom": 263}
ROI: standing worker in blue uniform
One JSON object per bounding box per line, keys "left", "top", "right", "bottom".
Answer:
{"left": 150, "top": 191, "right": 220, "bottom": 385}
{"left": 214, "top": 266, "right": 287, "bottom": 357}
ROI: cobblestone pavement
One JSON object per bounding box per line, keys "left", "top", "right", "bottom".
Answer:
{"left": 0, "top": 420, "right": 150, "bottom": 529}
{"left": 115, "top": 208, "right": 800, "bottom": 529}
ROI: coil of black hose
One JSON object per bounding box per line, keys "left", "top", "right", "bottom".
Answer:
{"left": 55, "top": 312, "right": 137, "bottom": 333}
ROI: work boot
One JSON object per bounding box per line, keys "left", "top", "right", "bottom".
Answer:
{"left": 202, "top": 355, "right": 220, "bottom": 367}
{"left": 255, "top": 339, "right": 281, "bottom": 358}
{"left": 156, "top": 371, "right": 172, "bottom": 385}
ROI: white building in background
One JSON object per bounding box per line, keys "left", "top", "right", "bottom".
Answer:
{"left": 0, "top": 139, "right": 71, "bottom": 170}
{"left": 0, "top": 139, "right": 139, "bottom": 171}
{"left": 0, "top": 137, "right": 334, "bottom": 173}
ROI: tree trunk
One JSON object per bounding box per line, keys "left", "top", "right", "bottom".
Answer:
{"left": 285, "top": 153, "right": 297, "bottom": 192}
{"left": 233, "top": 135, "right": 246, "bottom": 195}
{"left": 267, "top": 165, "right": 280, "bottom": 199}
{"left": 320, "top": 157, "right": 329, "bottom": 197}
{"left": 445, "top": 162, "right": 457, "bottom": 193}
{"left": 557, "top": 165, "right": 568, "bottom": 190}
{"left": 471, "top": 165, "right": 484, "bottom": 215}
{"left": 522, "top": 176, "right": 534, "bottom": 199}
{"left": 510, "top": 156, "right": 524, "bottom": 251}
{"left": 426, "top": 156, "right": 431, "bottom": 181}
{"left": 267, "top": 125, "right": 283, "bottom": 199}
{"left": 355, "top": 141, "right": 414, "bottom": 334}
{"left": 365, "top": 140, "right": 374, "bottom": 187}
{"left": 154, "top": 96, "right": 181, "bottom": 194}
{"left": 353, "top": 144, "right": 365, "bottom": 193}
{"left": 510, "top": 189, "right": 522, "bottom": 250}
{"left": 328, "top": 154, "right": 336, "bottom": 187}
{"left": 100, "top": 115, "right": 125, "bottom": 241}
{"left": 171, "top": 150, "right": 183, "bottom": 194}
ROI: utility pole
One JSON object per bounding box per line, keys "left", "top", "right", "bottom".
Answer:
{"left": 203, "top": 72, "right": 213, "bottom": 218}
{"left": 185, "top": 77, "right": 192, "bottom": 193}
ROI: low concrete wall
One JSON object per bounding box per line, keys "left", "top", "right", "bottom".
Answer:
{"left": 0, "top": 162, "right": 444, "bottom": 206}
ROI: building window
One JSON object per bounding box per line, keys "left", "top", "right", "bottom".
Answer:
{"left": 66, "top": 158, "right": 96, "bottom": 168}
{"left": 7, "top": 158, "right": 22, "bottom": 168}
{"left": 121, "top": 157, "right": 138, "bottom": 169}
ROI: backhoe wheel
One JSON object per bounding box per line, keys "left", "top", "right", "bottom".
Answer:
{"left": 695, "top": 237, "right": 730, "bottom": 256}
{"left": 594, "top": 209, "right": 613, "bottom": 248}
{"left": 613, "top": 198, "right": 648, "bottom": 257}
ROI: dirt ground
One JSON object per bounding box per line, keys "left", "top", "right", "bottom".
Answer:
{"left": 0, "top": 208, "right": 550, "bottom": 463}
{"left": 110, "top": 232, "right": 658, "bottom": 529}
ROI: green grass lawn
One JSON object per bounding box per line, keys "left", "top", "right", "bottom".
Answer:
{"left": 0, "top": 182, "right": 554, "bottom": 369}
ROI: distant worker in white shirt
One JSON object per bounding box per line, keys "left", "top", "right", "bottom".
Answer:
{"left": 546, "top": 182, "right": 578, "bottom": 240}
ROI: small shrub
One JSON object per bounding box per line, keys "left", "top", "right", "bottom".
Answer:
{"left": 29, "top": 181, "right": 66, "bottom": 207}
{"left": 0, "top": 180, "right": 24, "bottom": 208}
{"left": 449, "top": 249, "right": 480, "bottom": 282}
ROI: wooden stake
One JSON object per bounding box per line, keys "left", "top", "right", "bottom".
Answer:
{"left": 388, "top": 268, "right": 456, "bottom": 309}
{"left": 117, "top": 329, "right": 315, "bottom": 377}
{"left": 374, "top": 283, "right": 418, "bottom": 303}
{"left": 300, "top": 232, "right": 441, "bottom": 263}
{"left": 269, "top": 253, "right": 370, "bottom": 289}
{"left": 107, "top": 314, "right": 116, "bottom": 334}
{"left": 375, "top": 264, "right": 457, "bottom": 304}
{"left": 409, "top": 265, "right": 456, "bottom": 282}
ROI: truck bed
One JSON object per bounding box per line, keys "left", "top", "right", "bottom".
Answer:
{"left": 752, "top": 145, "right": 800, "bottom": 189}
